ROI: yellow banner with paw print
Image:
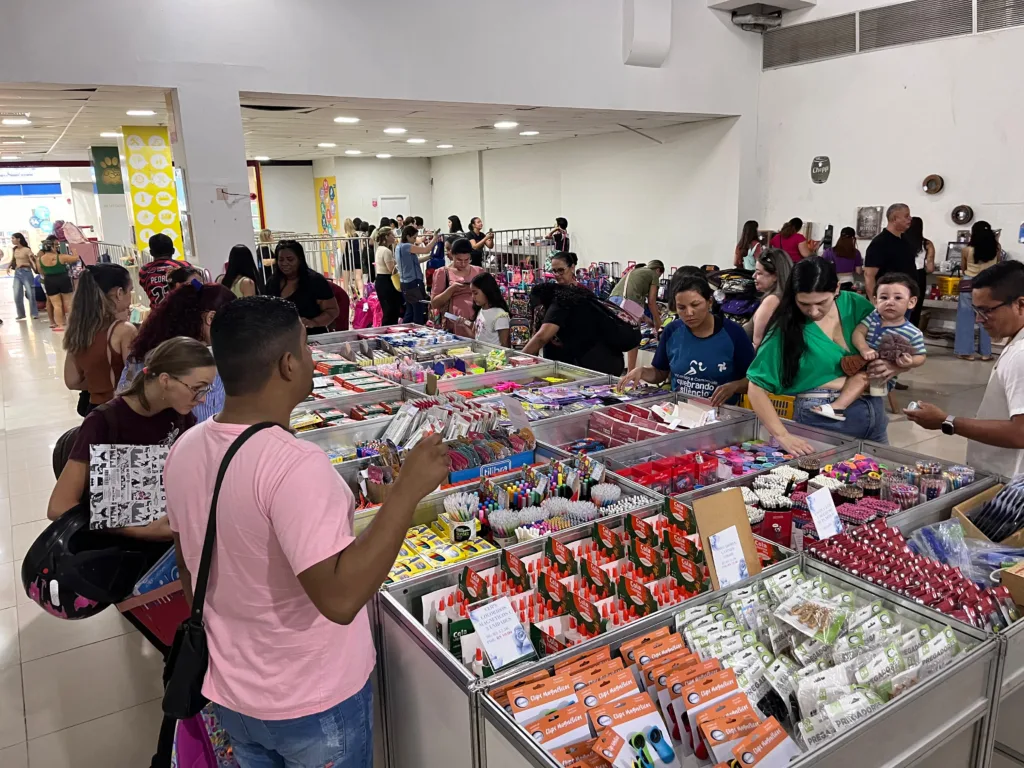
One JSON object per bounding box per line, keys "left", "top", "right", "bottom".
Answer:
{"left": 120, "top": 126, "right": 183, "bottom": 251}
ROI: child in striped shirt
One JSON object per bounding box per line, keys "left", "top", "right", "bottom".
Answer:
{"left": 813, "top": 272, "right": 927, "bottom": 421}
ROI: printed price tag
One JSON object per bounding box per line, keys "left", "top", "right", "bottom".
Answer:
{"left": 709, "top": 525, "right": 748, "bottom": 588}
{"left": 469, "top": 596, "right": 536, "bottom": 671}
{"left": 807, "top": 486, "right": 844, "bottom": 540}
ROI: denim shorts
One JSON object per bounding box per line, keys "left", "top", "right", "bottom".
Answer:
{"left": 793, "top": 389, "right": 889, "bottom": 444}
{"left": 213, "top": 677, "right": 373, "bottom": 768}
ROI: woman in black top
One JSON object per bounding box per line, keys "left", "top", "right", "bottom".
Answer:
{"left": 466, "top": 217, "right": 493, "bottom": 267}
{"left": 522, "top": 283, "right": 631, "bottom": 376}
{"left": 266, "top": 240, "right": 339, "bottom": 334}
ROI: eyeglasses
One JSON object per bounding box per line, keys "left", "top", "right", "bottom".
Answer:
{"left": 169, "top": 374, "right": 212, "bottom": 400}
{"left": 973, "top": 301, "right": 1009, "bottom": 321}
{"left": 550, "top": 267, "right": 567, "bottom": 275}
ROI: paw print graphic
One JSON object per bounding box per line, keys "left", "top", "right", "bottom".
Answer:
{"left": 99, "top": 156, "right": 122, "bottom": 186}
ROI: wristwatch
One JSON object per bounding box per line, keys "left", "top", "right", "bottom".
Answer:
{"left": 941, "top": 415, "right": 956, "bottom": 436}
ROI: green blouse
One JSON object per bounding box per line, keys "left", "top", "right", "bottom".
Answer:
{"left": 746, "top": 291, "right": 874, "bottom": 395}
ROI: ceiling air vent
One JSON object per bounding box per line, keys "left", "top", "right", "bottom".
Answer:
{"left": 763, "top": 13, "right": 855, "bottom": 69}
{"left": 860, "top": 0, "right": 972, "bottom": 51}
{"left": 978, "top": 0, "right": 1024, "bottom": 31}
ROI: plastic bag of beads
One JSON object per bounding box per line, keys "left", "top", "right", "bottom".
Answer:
{"left": 774, "top": 595, "right": 850, "bottom": 645}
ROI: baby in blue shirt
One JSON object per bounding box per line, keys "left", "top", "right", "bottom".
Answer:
{"left": 813, "top": 272, "right": 927, "bottom": 421}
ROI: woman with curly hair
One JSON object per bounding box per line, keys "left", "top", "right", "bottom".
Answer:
{"left": 116, "top": 282, "right": 234, "bottom": 421}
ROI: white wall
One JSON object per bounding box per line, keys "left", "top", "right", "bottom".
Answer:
{"left": 260, "top": 165, "right": 317, "bottom": 234}
{"left": 445, "top": 119, "right": 744, "bottom": 269}
{"left": 0, "top": 1, "right": 759, "bottom": 118}
{"left": 430, "top": 152, "right": 482, "bottom": 231}
{"left": 334, "top": 158, "right": 432, "bottom": 229}
{"left": 758, "top": 24, "right": 1024, "bottom": 258}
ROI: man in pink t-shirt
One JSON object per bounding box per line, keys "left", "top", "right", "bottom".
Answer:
{"left": 165, "top": 296, "right": 449, "bottom": 768}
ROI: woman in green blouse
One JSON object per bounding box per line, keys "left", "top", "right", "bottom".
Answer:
{"left": 746, "top": 258, "right": 894, "bottom": 455}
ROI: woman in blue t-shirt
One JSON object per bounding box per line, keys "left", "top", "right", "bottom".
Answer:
{"left": 619, "top": 275, "right": 755, "bottom": 405}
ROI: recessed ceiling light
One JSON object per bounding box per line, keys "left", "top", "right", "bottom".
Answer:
{"left": 126, "top": 110, "right": 156, "bottom": 117}
{"left": 520, "top": 131, "right": 539, "bottom": 136}
{"left": 253, "top": 156, "right": 270, "bottom": 161}
{"left": 344, "top": 149, "right": 362, "bottom": 155}
{"left": 494, "top": 121, "right": 519, "bottom": 129}
{"left": 1, "top": 155, "right": 19, "bottom": 160}
{"left": 437, "top": 144, "right": 453, "bottom": 149}
{"left": 1, "top": 118, "right": 31, "bottom": 126}
{"left": 376, "top": 153, "right": 392, "bottom": 159}
{"left": 1, "top": 141, "right": 24, "bottom": 145}
{"left": 100, "top": 132, "right": 122, "bottom": 138}
{"left": 406, "top": 138, "right": 426, "bottom": 144}
{"left": 334, "top": 116, "right": 360, "bottom": 124}
{"left": 317, "top": 142, "right": 337, "bottom": 148}
{"left": 383, "top": 127, "right": 407, "bottom": 135}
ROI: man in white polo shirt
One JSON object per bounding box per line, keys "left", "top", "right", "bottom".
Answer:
{"left": 905, "top": 260, "right": 1024, "bottom": 478}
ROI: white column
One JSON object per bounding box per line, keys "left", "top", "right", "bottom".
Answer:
{"left": 168, "top": 84, "right": 252, "bottom": 276}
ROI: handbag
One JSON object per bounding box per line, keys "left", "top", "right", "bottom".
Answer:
{"left": 155, "top": 422, "right": 277, "bottom": 765}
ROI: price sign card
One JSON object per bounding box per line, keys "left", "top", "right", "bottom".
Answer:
{"left": 469, "top": 596, "right": 537, "bottom": 671}
{"left": 806, "top": 486, "right": 843, "bottom": 540}
{"left": 708, "top": 525, "right": 749, "bottom": 588}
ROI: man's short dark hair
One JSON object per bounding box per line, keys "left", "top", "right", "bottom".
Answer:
{"left": 149, "top": 233, "right": 175, "bottom": 259}
{"left": 450, "top": 237, "right": 473, "bottom": 256}
{"left": 556, "top": 217, "right": 568, "bottom": 229}
{"left": 211, "top": 296, "right": 302, "bottom": 396}
{"left": 974, "top": 260, "right": 1024, "bottom": 303}
{"left": 876, "top": 271, "right": 918, "bottom": 300}
{"left": 414, "top": 216, "right": 424, "bottom": 227}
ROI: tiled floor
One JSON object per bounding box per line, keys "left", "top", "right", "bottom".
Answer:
{"left": 0, "top": 281, "right": 163, "bottom": 768}
{"left": 0, "top": 278, "right": 994, "bottom": 766}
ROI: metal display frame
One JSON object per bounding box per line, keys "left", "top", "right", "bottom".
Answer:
{"left": 531, "top": 393, "right": 752, "bottom": 454}
{"left": 675, "top": 441, "right": 998, "bottom": 529}
{"left": 476, "top": 556, "right": 1000, "bottom": 768}
{"left": 375, "top": 470, "right": 669, "bottom": 768}
{"left": 588, "top": 419, "right": 857, "bottom": 496}
{"left": 877, "top": 474, "right": 1024, "bottom": 768}
{"left": 421, "top": 361, "right": 612, "bottom": 396}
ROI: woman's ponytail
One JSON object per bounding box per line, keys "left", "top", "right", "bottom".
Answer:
{"left": 63, "top": 264, "right": 131, "bottom": 355}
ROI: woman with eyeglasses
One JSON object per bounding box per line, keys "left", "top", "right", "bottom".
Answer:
{"left": 750, "top": 248, "right": 793, "bottom": 348}
{"left": 955, "top": 221, "right": 1001, "bottom": 362}
{"left": 47, "top": 336, "right": 215, "bottom": 541}
{"left": 116, "top": 282, "right": 234, "bottom": 421}
{"left": 550, "top": 252, "right": 579, "bottom": 286}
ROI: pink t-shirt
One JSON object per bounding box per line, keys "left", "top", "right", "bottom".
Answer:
{"left": 770, "top": 232, "right": 806, "bottom": 263}
{"left": 165, "top": 419, "right": 374, "bottom": 720}
{"left": 431, "top": 265, "right": 484, "bottom": 337}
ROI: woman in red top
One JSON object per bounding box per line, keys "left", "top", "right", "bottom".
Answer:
{"left": 770, "top": 217, "right": 819, "bottom": 263}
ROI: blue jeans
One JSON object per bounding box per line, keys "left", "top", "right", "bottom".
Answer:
{"left": 794, "top": 391, "right": 889, "bottom": 444}
{"left": 12, "top": 267, "right": 38, "bottom": 318}
{"left": 213, "top": 678, "right": 373, "bottom": 768}
{"left": 955, "top": 290, "right": 991, "bottom": 357}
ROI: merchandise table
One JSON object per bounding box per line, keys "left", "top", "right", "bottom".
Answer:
{"left": 878, "top": 473, "right": 1024, "bottom": 768}
{"left": 376, "top": 486, "right": 794, "bottom": 768}
{"left": 589, "top": 419, "right": 856, "bottom": 496}
{"left": 532, "top": 393, "right": 749, "bottom": 455}
{"left": 372, "top": 465, "right": 666, "bottom": 768}
{"left": 673, "top": 441, "right": 996, "bottom": 553}
{"left": 414, "top": 361, "right": 612, "bottom": 396}
{"left": 476, "top": 556, "right": 999, "bottom": 768}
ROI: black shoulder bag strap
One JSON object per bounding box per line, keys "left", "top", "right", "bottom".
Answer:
{"left": 152, "top": 422, "right": 277, "bottom": 768}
